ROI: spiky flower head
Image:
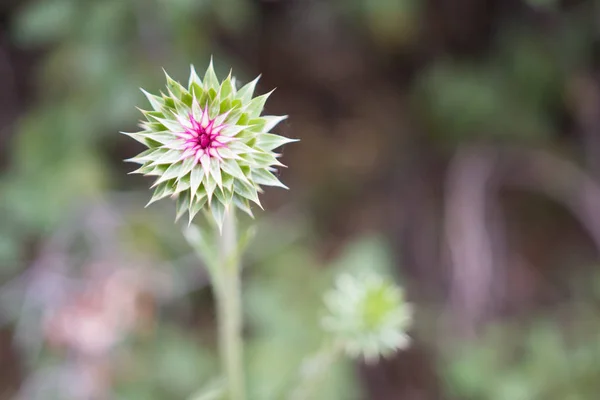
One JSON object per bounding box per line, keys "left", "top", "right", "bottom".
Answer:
{"left": 322, "top": 273, "right": 413, "bottom": 362}
{"left": 122, "top": 60, "right": 296, "bottom": 229}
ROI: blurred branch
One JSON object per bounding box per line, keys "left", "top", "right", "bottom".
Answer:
{"left": 444, "top": 144, "right": 600, "bottom": 336}
{"left": 444, "top": 146, "right": 499, "bottom": 336}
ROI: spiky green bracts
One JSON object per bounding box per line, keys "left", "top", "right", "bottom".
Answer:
{"left": 123, "top": 61, "right": 296, "bottom": 229}
{"left": 322, "top": 273, "right": 413, "bottom": 362}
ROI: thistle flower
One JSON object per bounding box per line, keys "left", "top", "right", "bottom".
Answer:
{"left": 122, "top": 60, "right": 297, "bottom": 229}
{"left": 322, "top": 273, "right": 413, "bottom": 362}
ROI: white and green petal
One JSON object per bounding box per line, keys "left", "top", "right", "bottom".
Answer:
{"left": 122, "top": 60, "right": 297, "bottom": 229}
{"left": 322, "top": 273, "right": 413, "bottom": 363}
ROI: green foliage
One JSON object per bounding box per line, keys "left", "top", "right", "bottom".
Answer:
{"left": 115, "top": 327, "right": 219, "bottom": 399}
{"left": 412, "top": 59, "right": 555, "bottom": 145}
{"left": 444, "top": 306, "right": 600, "bottom": 400}
{"left": 411, "top": 26, "right": 578, "bottom": 147}
{"left": 335, "top": 0, "right": 422, "bottom": 48}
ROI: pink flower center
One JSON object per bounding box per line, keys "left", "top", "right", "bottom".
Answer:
{"left": 176, "top": 105, "right": 232, "bottom": 169}
{"left": 198, "top": 132, "right": 212, "bottom": 149}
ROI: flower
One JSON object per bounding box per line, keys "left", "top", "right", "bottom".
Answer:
{"left": 321, "top": 273, "right": 413, "bottom": 362}
{"left": 122, "top": 60, "right": 297, "bottom": 229}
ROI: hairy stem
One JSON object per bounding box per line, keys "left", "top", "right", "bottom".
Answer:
{"left": 216, "top": 207, "right": 245, "bottom": 400}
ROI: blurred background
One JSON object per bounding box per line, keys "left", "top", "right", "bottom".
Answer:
{"left": 1, "top": 0, "right": 600, "bottom": 398}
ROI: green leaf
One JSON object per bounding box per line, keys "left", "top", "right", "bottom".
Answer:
{"left": 250, "top": 152, "right": 284, "bottom": 168}
{"left": 233, "top": 195, "right": 254, "bottom": 217}
{"left": 125, "top": 148, "right": 166, "bottom": 164}
{"left": 141, "top": 89, "right": 165, "bottom": 111}
{"left": 191, "top": 82, "right": 204, "bottom": 99}
{"left": 257, "top": 133, "right": 298, "bottom": 151}
{"left": 233, "top": 180, "right": 262, "bottom": 208}
{"left": 204, "top": 58, "right": 220, "bottom": 91}
{"left": 144, "top": 131, "right": 179, "bottom": 145}
{"left": 205, "top": 174, "right": 217, "bottom": 204}
{"left": 245, "top": 90, "right": 274, "bottom": 118}
{"left": 222, "top": 172, "right": 234, "bottom": 189}
{"left": 154, "top": 161, "right": 184, "bottom": 184}
{"left": 221, "top": 124, "right": 250, "bottom": 138}
{"left": 129, "top": 163, "right": 157, "bottom": 175}
{"left": 261, "top": 115, "right": 288, "bottom": 132}
{"left": 190, "top": 167, "right": 205, "bottom": 198}
{"left": 214, "top": 186, "right": 233, "bottom": 207}
{"left": 219, "top": 73, "right": 234, "bottom": 100}
{"left": 175, "top": 191, "right": 191, "bottom": 221}
{"left": 188, "top": 195, "right": 208, "bottom": 225}
{"left": 179, "top": 157, "right": 197, "bottom": 179}
{"left": 149, "top": 116, "right": 184, "bottom": 133}
{"left": 146, "top": 180, "right": 176, "bottom": 207}
{"left": 150, "top": 149, "right": 183, "bottom": 166}
{"left": 236, "top": 75, "right": 261, "bottom": 103}
{"left": 175, "top": 173, "right": 191, "bottom": 193}
{"left": 188, "top": 65, "right": 203, "bottom": 89}
{"left": 221, "top": 160, "right": 249, "bottom": 183}
{"left": 216, "top": 147, "right": 242, "bottom": 162}
{"left": 209, "top": 159, "right": 223, "bottom": 188}
{"left": 252, "top": 169, "right": 287, "bottom": 189}
{"left": 164, "top": 69, "right": 187, "bottom": 98}
{"left": 211, "top": 199, "right": 226, "bottom": 232}
{"left": 170, "top": 92, "right": 191, "bottom": 118}
{"left": 120, "top": 131, "right": 150, "bottom": 145}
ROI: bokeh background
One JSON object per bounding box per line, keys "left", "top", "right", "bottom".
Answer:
{"left": 2, "top": 0, "right": 600, "bottom": 399}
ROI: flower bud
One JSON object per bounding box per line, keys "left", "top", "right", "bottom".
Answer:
{"left": 123, "top": 60, "right": 297, "bottom": 230}
{"left": 322, "top": 273, "right": 413, "bottom": 362}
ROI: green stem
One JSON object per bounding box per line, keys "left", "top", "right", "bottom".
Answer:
{"left": 216, "top": 207, "right": 246, "bottom": 400}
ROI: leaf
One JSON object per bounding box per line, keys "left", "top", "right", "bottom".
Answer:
{"left": 219, "top": 72, "right": 234, "bottom": 100}
{"left": 245, "top": 90, "right": 274, "bottom": 118}
{"left": 146, "top": 181, "right": 175, "bottom": 207}
{"left": 175, "top": 173, "right": 191, "bottom": 193}
{"left": 175, "top": 191, "right": 191, "bottom": 221}
{"left": 204, "top": 173, "right": 217, "bottom": 204}
{"left": 204, "top": 57, "right": 220, "bottom": 91}
{"left": 262, "top": 115, "right": 288, "bottom": 132}
{"left": 120, "top": 131, "right": 150, "bottom": 145}
{"left": 257, "top": 133, "right": 298, "bottom": 151}
{"left": 221, "top": 124, "right": 250, "bottom": 138}
{"left": 188, "top": 195, "right": 208, "bottom": 225}
{"left": 154, "top": 161, "right": 184, "bottom": 184}
{"left": 188, "top": 64, "right": 203, "bottom": 88}
{"left": 252, "top": 168, "right": 288, "bottom": 189}
{"left": 250, "top": 152, "right": 284, "bottom": 168}
{"left": 236, "top": 75, "right": 261, "bottom": 103}
{"left": 233, "top": 194, "right": 254, "bottom": 218}
{"left": 144, "top": 131, "right": 179, "bottom": 145}
{"left": 190, "top": 167, "right": 205, "bottom": 198}
{"left": 125, "top": 148, "right": 166, "bottom": 164}
{"left": 141, "top": 88, "right": 165, "bottom": 111}
{"left": 214, "top": 186, "right": 233, "bottom": 207}
{"left": 209, "top": 159, "right": 223, "bottom": 189}
{"left": 164, "top": 69, "right": 187, "bottom": 98}
{"left": 150, "top": 149, "right": 183, "bottom": 166}
{"left": 179, "top": 157, "right": 197, "bottom": 179}
{"left": 211, "top": 199, "right": 226, "bottom": 233}
{"left": 233, "top": 180, "right": 262, "bottom": 208}
{"left": 149, "top": 116, "right": 184, "bottom": 133}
